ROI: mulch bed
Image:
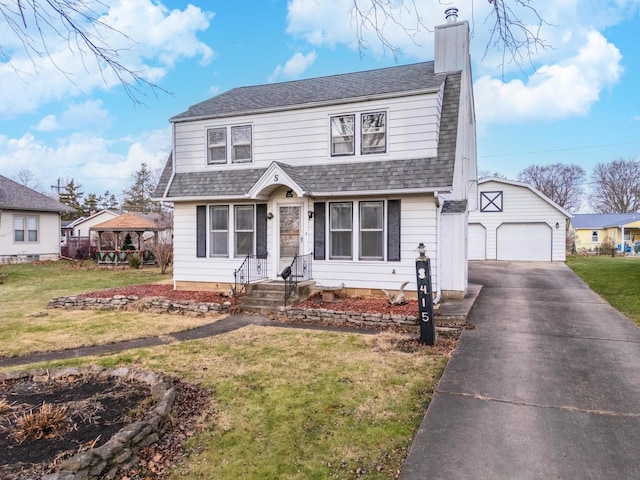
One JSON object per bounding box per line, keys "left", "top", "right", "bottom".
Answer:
{"left": 296, "top": 293, "right": 418, "bottom": 316}
{"left": 78, "top": 284, "right": 239, "bottom": 306}
{"left": 0, "top": 374, "right": 212, "bottom": 480}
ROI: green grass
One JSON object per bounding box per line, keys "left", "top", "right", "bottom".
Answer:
{"left": 0, "top": 261, "right": 452, "bottom": 478}
{"left": 566, "top": 255, "right": 640, "bottom": 326}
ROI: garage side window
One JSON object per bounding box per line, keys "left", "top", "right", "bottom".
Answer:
{"left": 480, "top": 191, "right": 503, "bottom": 212}
{"left": 591, "top": 231, "right": 599, "bottom": 242}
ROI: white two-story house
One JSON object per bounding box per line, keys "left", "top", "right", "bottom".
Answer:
{"left": 153, "top": 12, "right": 477, "bottom": 300}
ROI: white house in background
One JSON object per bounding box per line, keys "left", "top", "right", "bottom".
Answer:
{"left": 0, "top": 175, "right": 73, "bottom": 263}
{"left": 153, "top": 11, "right": 477, "bottom": 299}
{"left": 468, "top": 178, "right": 571, "bottom": 262}
{"left": 66, "top": 210, "right": 120, "bottom": 239}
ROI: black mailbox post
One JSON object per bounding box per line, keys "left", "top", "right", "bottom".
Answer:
{"left": 416, "top": 243, "right": 436, "bottom": 345}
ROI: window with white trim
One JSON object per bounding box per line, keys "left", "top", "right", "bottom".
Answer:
{"left": 206, "top": 125, "right": 252, "bottom": 164}
{"left": 361, "top": 112, "right": 386, "bottom": 154}
{"left": 207, "top": 128, "right": 227, "bottom": 164}
{"left": 330, "top": 115, "right": 355, "bottom": 156}
{"left": 330, "top": 111, "right": 387, "bottom": 157}
{"left": 235, "top": 205, "right": 254, "bottom": 257}
{"left": 591, "top": 231, "right": 599, "bottom": 243}
{"left": 210, "top": 206, "right": 229, "bottom": 256}
{"left": 330, "top": 202, "right": 353, "bottom": 259}
{"left": 14, "top": 216, "right": 38, "bottom": 243}
{"left": 360, "top": 201, "right": 384, "bottom": 260}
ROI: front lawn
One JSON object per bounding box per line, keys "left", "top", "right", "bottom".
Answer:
{"left": 566, "top": 255, "right": 640, "bottom": 326}
{"left": 0, "top": 261, "right": 451, "bottom": 478}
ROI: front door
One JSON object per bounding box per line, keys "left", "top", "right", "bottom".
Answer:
{"left": 279, "top": 205, "right": 301, "bottom": 274}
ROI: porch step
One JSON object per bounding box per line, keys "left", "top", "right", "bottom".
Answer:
{"left": 239, "top": 280, "right": 315, "bottom": 314}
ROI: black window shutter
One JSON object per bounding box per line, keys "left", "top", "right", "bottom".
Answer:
{"left": 387, "top": 200, "right": 401, "bottom": 261}
{"left": 196, "top": 205, "right": 207, "bottom": 258}
{"left": 256, "top": 204, "right": 267, "bottom": 258}
{"left": 314, "top": 202, "right": 326, "bottom": 260}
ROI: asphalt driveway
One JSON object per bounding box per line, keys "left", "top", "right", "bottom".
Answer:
{"left": 400, "top": 261, "right": 640, "bottom": 479}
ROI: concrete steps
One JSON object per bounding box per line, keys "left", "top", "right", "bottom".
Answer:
{"left": 240, "top": 280, "right": 315, "bottom": 314}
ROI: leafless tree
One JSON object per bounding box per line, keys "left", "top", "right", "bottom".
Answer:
{"left": 12, "top": 169, "right": 43, "bottom": 191}
{"left": 590, "top": 158, "right": 640, "bottom": 214}
{"left": 518, "top": 163, "right": 585, "bottom": 213}
{"left": 0, "top": 0, "right": 166, "bottom": 104}
{"left": 350, "top": 0, "right": 547, "bottom": 68}
{"left": 148, "top": 211, "right": 173, "bottom": 275}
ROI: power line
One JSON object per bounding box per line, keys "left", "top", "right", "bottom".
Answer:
{"left": 479, "top": 141, "right": 640, "bottom": 159}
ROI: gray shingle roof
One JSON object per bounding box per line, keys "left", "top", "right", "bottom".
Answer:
{"left": 442, "top": 200, "right": 467, "bottom": 213}
{"left": 171, "top": 62, "right": 444, "bottom": 121}
{"left": 0, "top": 175, "right": 73, "bottom": 212}
{"left": 154, "top": 69, "right": 461, "bottom": 199}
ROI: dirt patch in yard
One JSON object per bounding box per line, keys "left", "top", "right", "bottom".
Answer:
{"left": 0, "top": 372, "right": 212, "bottom": 479}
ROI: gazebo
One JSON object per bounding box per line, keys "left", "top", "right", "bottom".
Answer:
{"left": 90, "top": 212, "right": 165, "bottom": 264}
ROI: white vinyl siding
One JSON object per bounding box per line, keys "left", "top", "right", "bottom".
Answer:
{"left": 468, "top": 180, "right": 569, "bottom": 262}
{"left": 0, "top": 211, "right": 61, "bottom": 260}
{"left": 172, "top": 94, "right": 441, "bottom": 173}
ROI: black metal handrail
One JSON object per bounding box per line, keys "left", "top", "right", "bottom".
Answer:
{"left": 233, "top": 254, "right": 268, "bottom": 296}
{"left": 282, "top": 252, "right": 313, "bottom": 306}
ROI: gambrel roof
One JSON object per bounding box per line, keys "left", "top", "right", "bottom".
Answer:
{"left": 155, "top": 65, "right": 461, "bottom": 200}
{"left": 0, "top": 175, "right": 73, "bottom": 213}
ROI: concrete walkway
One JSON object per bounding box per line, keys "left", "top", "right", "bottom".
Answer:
{"left": 399, "top": 261, "right": 640, "bottom": 479}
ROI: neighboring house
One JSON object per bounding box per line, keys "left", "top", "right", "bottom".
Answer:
{"left": 572, "top": 213, "right": 640, "bottom": 252}
{"left": 153, "top": 11, "right": 477, "bottom": 299}
{"left": 62, "top": 210, "right": 120, "bottom": 258}
{"left": 0, "top": 175, "right": 73, "bottom": 263}
{"left": 468, "top": 178, "right": 571, "bottom": 262}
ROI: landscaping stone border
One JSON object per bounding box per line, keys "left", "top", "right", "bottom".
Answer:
{"left": 47, "top": 295, "right": 232, "bottom": 316}
{"left": 0, "top": 366, "right": 175, "bottom": 480}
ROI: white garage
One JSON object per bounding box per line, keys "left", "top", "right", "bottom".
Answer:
{"left": 468, "top": 178, "right": 571, "bottom": 262}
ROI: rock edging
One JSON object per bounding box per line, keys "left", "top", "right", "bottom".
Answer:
{"left": 47, "top": 295, "right": 232, "bottom": 316}
{"left": 0, "top": 366, "right": 175, "bottom": 480}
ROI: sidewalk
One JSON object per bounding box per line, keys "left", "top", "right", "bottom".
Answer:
{"left": 0, "top": 288, "right": 481, "bottom": 369}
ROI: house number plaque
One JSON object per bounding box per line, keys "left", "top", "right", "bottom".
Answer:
{"left": 415, "top": 247, "right": 435, "bottom": 345}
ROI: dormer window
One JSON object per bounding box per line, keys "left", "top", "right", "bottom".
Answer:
{"left": 330, "top": 111, "right": 387, "bottom": 157}
{"left": 207, "top": 125, "right": 252, "bottom": 165}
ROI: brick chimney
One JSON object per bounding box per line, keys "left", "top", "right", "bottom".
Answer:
{"left": 434, "top": 8, "right": 470, "bottom": 74}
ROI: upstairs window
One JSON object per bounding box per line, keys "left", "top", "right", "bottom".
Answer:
{"left": 207, "top": 128, "right": 227, "bottom": 164}
{"left": 361, "top": 112, "right": 386, "bottom": 154}
{"left": 207, "top": 125, "right": 252, "bottom": 164}
{"left": 330, "top": 115, "right": 355, "bottom": 156}
{"left": 231, "top": 126, "right": 252, "bottom": 163}
{"left": 14, "top": 216, "right": 38, "bottom": 243}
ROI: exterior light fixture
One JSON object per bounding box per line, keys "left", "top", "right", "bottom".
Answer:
{"left": 267, "top": 212, "right": 274, "bottom": 220}
{"left": 417, "top": 242, "right": 426, "bottom": 259}
{"left": 308, "top": 210, "right": 314, "bottom": 219}
{"left": 555, "top": 222, "right": 560, "bottom": 229}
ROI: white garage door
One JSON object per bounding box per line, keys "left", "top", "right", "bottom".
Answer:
{"left": 497, "top": 223, "right": 552, "bottom": 261}
{"left": 468, "top": 224, "right": 486, "bottom": 260}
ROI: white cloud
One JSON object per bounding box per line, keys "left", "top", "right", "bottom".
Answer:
{"left": 269, "top": 52, "right": 317, "bottom": 82}
{"left": 474, "top": 31, "right": 622, "bottom": 123}
{"left": 0, "top": 0, "right": 214, "bottom": 117}
{"left": 34, "top": 100, "right": 111, "bottom": 132}
{"left": 0, "top": 127, "right": 171, "bottom": 197}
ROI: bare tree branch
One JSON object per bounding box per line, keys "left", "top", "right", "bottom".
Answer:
{"left": 518, "top": 163, "right": 585, "bottom": 213}
{"left": 590, "top": 158, "right": 640, "bottom": 213}
{"left": 0, "top": 0, "right": 169, "bottom": 105}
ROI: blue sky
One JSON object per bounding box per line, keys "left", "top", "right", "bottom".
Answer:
{"left": 0, "top": 0, "right": 639, "bottom": 209}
